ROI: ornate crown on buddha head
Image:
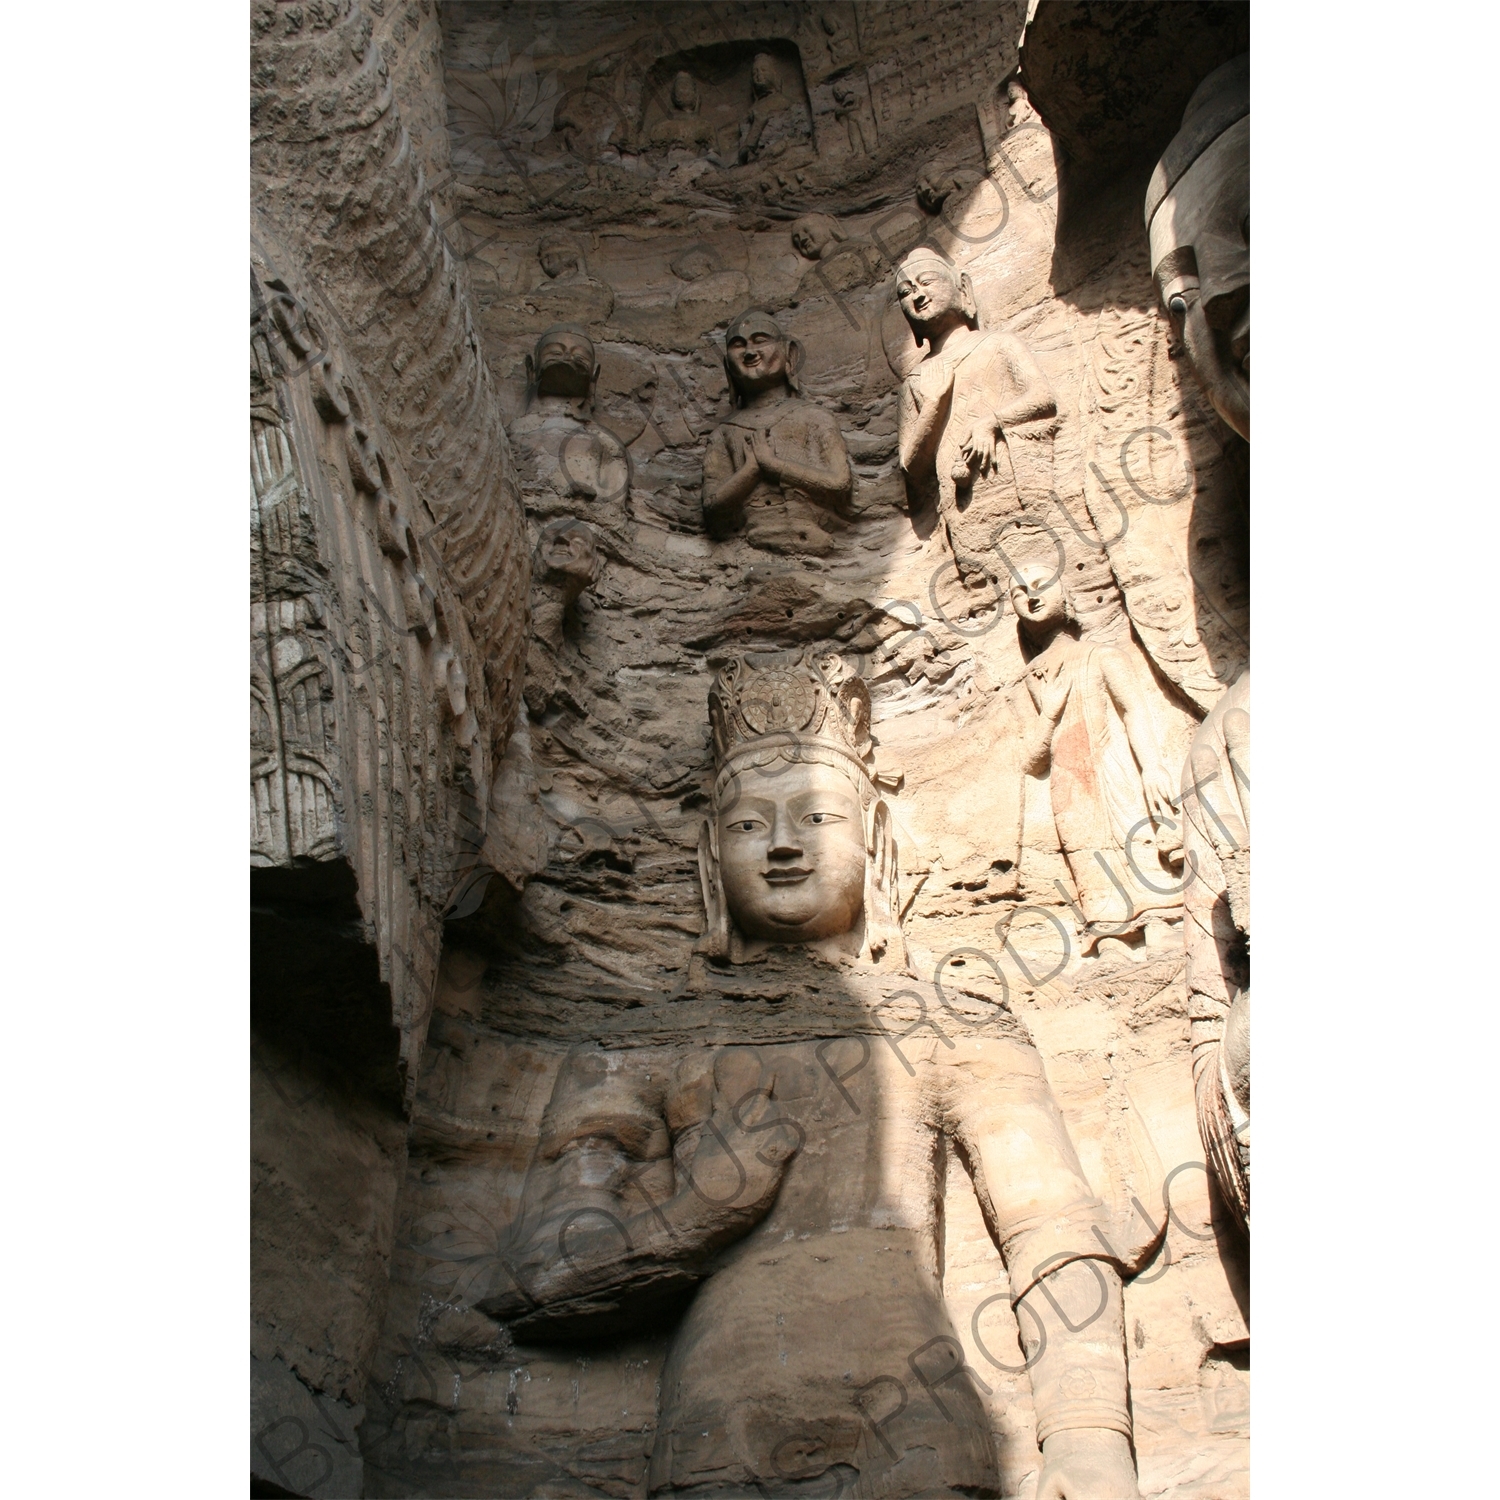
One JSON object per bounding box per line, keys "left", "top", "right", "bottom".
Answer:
{"left": 697, "top": 651, "right": 903, "bottom": 965}
{"left": 709, "top": 651, "right": 874, "bottom": 799}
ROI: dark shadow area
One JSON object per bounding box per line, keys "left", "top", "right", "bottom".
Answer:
{"left": 1021, "top": 0, "right": 1249, "bottom": 258}
{"left": 252, "top": 861, "right": 405, "bottom": 1113}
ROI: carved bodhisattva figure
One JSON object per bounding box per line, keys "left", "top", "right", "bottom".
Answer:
{"left": 702, "top": 309, "right": 853, "bottom": 554}
{"left": 896, "top": 246, "right": 1057, "bottom": 571}
{"left": 737, "top": 52, "right": 809, "bottom": 163}
{"left": 1009, "top": 564, "right": 1184, "bottom": 956}
{"left": 480, "top": 654, "right": 1144, "bottom": 1500}
{"left": 508, "top": 324, "right": 630, "bottom": 528}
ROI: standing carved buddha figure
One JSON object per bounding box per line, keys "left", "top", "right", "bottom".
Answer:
{"left": 702, "top": 308, "right": 853, "bottom": 555}
{"left": 480, "top": 654, "right": 1144, "bottom": 1500}
{"left": 1010, "top": 563, "right": 1184, "bottom": 957}
{"left": 1148, "top": 56, "right": 1251, "bottom": 1227}
{"left": 895, "top": 246, "right": 1057, "bottom": 571}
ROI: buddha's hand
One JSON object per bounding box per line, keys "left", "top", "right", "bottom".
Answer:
{"left": 1140, "top": 765, "right": 1179, "bottom": 828}
{"left": 959, "top": 418, "right": 998, "bottom": 474}
{"left": 749, "top": 426, "right": 782, "bottom": 481}
{"left": 910, "top": 360, "right": 955, "bottom": 410}
{"left": 1037, "top": 1429, "right": 1141, "bottom": 1500}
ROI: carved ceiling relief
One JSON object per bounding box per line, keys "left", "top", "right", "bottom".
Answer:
{"left": 264, "top": 9, "right": 1257, "bottom": 1500}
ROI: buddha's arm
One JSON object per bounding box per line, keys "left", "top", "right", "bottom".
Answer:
{"left": 947, "top": 1041, "right": 1138, "bottom": 1494}
{"left": 1098, "top": 648, "right": 1176, "bottom": 822}
{"left": 478, "top": 1050, "right": 797, "bottom": 1332}
{"left": 1017, "top": 674, "right": 1068, "bottom": 774}
{"left": 897, "top": 367, "right": 951, "bottom": 475}
{"left": 991, "top": 335, "right": 1057, "bottom": 430}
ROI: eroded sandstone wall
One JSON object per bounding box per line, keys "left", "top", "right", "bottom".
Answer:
{"left": 251, "top": 4, "right": 538, "bottom": 1492}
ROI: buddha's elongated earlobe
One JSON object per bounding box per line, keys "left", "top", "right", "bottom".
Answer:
{"left": 785, "top": 337, "right": 804, "bottom": 395}
{"left": 864, "top": 799, "right": 903, "bottom": 963}
{"left": 958, "top": 271, "right": 980, "bottom": 327}
{"left": 695, "top": 817, "right": 731, "bottom": 958}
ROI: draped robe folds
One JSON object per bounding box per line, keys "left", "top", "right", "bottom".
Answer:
{"left": 1023, "top": 641, "right": 1184, "bottom": 939}
{"left": 1181, "top": 669, "right": 1250, "bottom": 1230}
{"left": 702, "top": 400, "right": 852, "bottom": 555}
{"left": 899, "top": 328, "right": 1057, "bottom": 567}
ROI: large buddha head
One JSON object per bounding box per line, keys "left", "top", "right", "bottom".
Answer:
{"left": 1145, "top": 55, "right": 1249, "bottom": 440}
{"left": 696, "top": 652, "right": 901, "bottom": 965}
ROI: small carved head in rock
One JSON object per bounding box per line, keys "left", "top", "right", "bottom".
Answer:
{"left": 698, "top": 653, "right": 901, "bottom": 964}
{"left": 723, "top": 308, "right": 802, "bottom": 404}
{"left": 538, "top": 233, "right": 586, "bottom": 282}
{"left": 832, "top": 78, "right": 858, "bottom": 107}
{"left": 1008, "top": 561, "right": 1077, "bottom": 643}
{"left": 670, "top": 70, "right": 701, "bottom": 114}
{"left": 895, "top": 246, "right": 979, "bottom": 344}
{"left": 790, "top": 214, "right": 845, "bottom": 262}
{"left": 534, "top": 517, "right": 603, "bottom": 600}
{"left": 915, "top": 161, "right": 973, "bottom": 216}
{"left": 528, "top": 324, "right": 599, "bottom": 404}
{"left": 751, "top": 53, "right": 780, "bottom": 98}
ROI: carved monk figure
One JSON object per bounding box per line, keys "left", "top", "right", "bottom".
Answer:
{"left": 789, "top": 214, "right": 887, "bottom": 308}
{"left": 507, "top": 325, "right": 630, "bottom": 527}
{"left": 896, "top": 246, "right": 1057, "bottom": 571}
{"left": 737, "top": 52, "right": 808, "bottom": 163}
{"left": 521, "top": 233, "right": 615, "bottom": 330}
{"left": 1009, "top": 563, "right": 1184, "bottom": 955}
{"left": 702, "top": 308, "right": 853, "bottom": 555}
{"left": 531, "top": 517, "right": 602, "bottom": 652}
{"left": 480, "top": 654, "right": 1143, "bottom": 1500}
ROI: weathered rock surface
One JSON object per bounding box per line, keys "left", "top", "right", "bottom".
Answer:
{"left": 250, "top": 5, "right": 1250, "bottom": 1497}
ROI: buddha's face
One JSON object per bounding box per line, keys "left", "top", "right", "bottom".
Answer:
{"left": 896, "top": 255, "right": 965, "bottom": 335}
{"left": 534, "top": 327, "right": 595, "bottom": 397}
{"left": 717, "top": 759, "right": 866, "bottom": 942}
{"left": 751, "top": 55, "right": 777, "bottom": 96}
{"left": 1009, "top": 564, "right": 1067, "bottom": 629}
{"left": 671, "top": 72, "right": 698, "bottom": 112}
{"left": 725, "top": 316, "right": 790, "bottom": 396}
